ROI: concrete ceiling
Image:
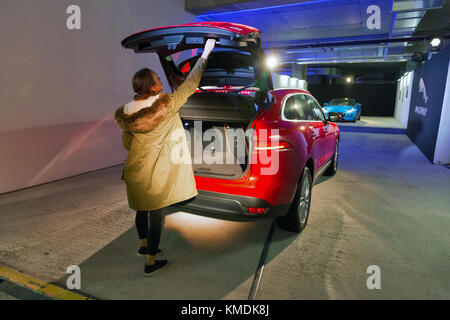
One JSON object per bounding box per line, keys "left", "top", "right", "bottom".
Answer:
{"left": 189, "top": 0, "right": 449, "bottom": 65}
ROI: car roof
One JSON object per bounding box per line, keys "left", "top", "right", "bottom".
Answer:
{"left": 272, "top": 88, "right": 311, "bottom": 95}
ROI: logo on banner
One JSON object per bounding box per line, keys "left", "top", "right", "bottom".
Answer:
{"left": 418, "top": 78, "right": 429, "bottom": 103}
{"left": 415, "top": 77, "right": 429, "bottom": 116}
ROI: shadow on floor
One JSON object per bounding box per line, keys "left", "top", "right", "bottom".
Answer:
{"left": 56, "top": 207, "right": 298, "bottom": 300}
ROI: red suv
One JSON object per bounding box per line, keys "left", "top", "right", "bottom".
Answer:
{"left": 122, "top": 22, "right": 340, "bottom": 232}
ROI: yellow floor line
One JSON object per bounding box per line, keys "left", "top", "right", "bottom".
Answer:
{"left": 0, "top": 266, "right": 91, "bottom": 300}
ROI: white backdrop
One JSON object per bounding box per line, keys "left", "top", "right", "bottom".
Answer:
{"left": 394, "top": 70, "right": 414, "bottom": 129}
{"left": 434, "top": 60, "right": 450, "bottom": 165}
{"left": 0, "top": 0, "right": 195, "bottom": 193}
{"left": 272, "top": 73, "right": 308, "bottom": 90}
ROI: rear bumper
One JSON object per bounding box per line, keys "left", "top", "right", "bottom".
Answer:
{"left": 172, "top": 190, "right": 290, "bottom": 218}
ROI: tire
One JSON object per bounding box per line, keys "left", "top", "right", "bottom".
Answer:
{"left": 276, "top": 167, "right": 312, "bottom": 233}
{"left": 352, "top": 115, "right": 357, "bottom": 123}
{"left": 324, "top": 140, "right": 339, "bottom": 176}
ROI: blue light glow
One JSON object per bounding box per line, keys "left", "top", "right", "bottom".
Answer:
{"left": 388, "top": 12, "right": 398, "bottom": 38}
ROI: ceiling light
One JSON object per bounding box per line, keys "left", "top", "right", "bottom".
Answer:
{"left": 430, "top": 38, "right": 441, "bottom": 47}
{"left": 266, "top": 55, "right": 278, "bottom": 69}
{"left": 346, "top": 77, "right": 352, "bottom": 83}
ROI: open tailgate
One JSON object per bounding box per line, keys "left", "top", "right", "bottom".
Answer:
{"left": 121, "top": 22, "right": 261, "bottom": 56}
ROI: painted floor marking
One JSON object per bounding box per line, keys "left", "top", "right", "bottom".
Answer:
{"left": 0, "top": 266, "right": 91, "bottom": 300}
{"left": 248, "top": 220, "right": 276, "bottom": 300}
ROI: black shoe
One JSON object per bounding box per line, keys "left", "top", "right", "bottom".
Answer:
{"left": 144, "top": 260, "right": 168, "bottom": 276}
{"left": 137, "top": 247, "right": 162, "bottom": 257}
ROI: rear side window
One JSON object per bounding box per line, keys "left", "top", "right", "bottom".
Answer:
{"left": 283, "top": 94, "right": 316, "bottom": 121}
{"left": 283, "top": 96, "right": 301, "bottom": 120}
{"left": 294, "top": 95, "right": 315, "bottom": 120}
{"left": 306, "top": 95, "right": 326, "bottom": 121}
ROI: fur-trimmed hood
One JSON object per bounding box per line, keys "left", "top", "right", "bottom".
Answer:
{"left": 114, "top": 93, "right": 171, "bottom": 133}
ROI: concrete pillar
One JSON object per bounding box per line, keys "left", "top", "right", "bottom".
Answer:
{"left": 291, "top": 64, "right": 307, "bottom": 80}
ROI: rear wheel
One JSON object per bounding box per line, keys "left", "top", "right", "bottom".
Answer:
{"left": 324, "top": 140, "right": 339, "bottom": 176}
{"left": 276, "top": 167, "right": 312, "bottom": 233}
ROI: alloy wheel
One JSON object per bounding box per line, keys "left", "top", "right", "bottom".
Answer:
{"left": 334, "top": 143, "right": 338, "bottom": 171}
{"left": 297, "top": 177, "right": 311, "bottom": 225}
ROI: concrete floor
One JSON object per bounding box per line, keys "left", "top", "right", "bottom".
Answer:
{"left": 0, "top": 292, "right": 18, "bottom": 300}
{"left": 258, "top": 132, "right": 450, "bottom": 299}
{"left": 0, "top": 132, "right": 449, "bottom": 299}
{"left": 337, "top": 116, "right": 404, "bottom": 128}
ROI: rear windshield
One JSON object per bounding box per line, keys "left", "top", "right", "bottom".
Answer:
{"left": 166, "top": 48, "right": 256, "bottom": 89}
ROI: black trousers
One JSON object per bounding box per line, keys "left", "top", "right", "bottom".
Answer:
{"left": 135, "top": 209, "right": 163, "bottom": 256}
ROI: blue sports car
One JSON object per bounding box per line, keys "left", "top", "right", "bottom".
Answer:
{"left": 322, "top": 98, "right": 362, "bottom": 122}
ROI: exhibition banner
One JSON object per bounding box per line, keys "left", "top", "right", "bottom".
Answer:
{"left": 407, "top": 45, "right": 450, "bottom": 162}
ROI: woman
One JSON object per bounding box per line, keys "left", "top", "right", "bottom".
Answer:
{"left": 115, "top": 39, "right": 216, "bottom": 276}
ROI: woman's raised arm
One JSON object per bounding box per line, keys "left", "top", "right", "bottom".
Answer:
{"left": 169, "top": 39, "right": 216, "bottom": 114}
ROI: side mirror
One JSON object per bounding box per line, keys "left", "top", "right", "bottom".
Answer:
{"left": 356, "top": 103, "right": 361, "bottom": 107}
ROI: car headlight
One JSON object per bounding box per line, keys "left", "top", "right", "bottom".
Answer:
{"left": 346, "top": 108, "right": 356, "bottom": 113}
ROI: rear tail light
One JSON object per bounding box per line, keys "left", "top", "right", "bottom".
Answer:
{"left": 254, "top": 141, "right": 292, "bottom": 151}
{"left": 248, "top": 207, "right": 267, "bottom": 214}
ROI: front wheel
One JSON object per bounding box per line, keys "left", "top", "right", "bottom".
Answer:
{"left": 276, "top": 167, "right": 312, "bottom": 233}
{"left": 324, "top": 140, "right": 339, "bottom": 176}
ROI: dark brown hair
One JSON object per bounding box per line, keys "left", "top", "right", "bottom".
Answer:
{"left": 132, "top": 68, "right": 158, "bottom": 100}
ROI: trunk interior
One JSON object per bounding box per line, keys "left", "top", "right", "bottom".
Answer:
{"left": 180, "top": 92, "right": 257, "bottom": 180}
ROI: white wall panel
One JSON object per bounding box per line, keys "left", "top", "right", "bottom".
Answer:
{"left": 394, "top": 70, "right": 414, "bottom": 128}
{"left": 0, "top": 0, "right": 195, "bottom": 193}
{"left": 434, "top": 60, "right": 450, "bottom": 165}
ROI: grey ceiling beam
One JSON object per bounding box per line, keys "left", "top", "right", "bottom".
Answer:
{"left": 185, "top": 0, "right": 253, "bottom": 15}
{"left": 392, "top": 0, "right": 444, "bottom": 12}
{"left": 185, "top": 0, "right": 315, "bottom": 15}
{"left": 268, "top": 34, "right": 450, "bottom": 51}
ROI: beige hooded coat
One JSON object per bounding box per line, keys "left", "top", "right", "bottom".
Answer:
{"left": 114, "top": 58, "right": 207, "bottom": 211}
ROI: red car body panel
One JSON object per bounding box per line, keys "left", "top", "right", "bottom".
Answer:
{"left": 194, "top": 88, "right": 339, "bottom": 208}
